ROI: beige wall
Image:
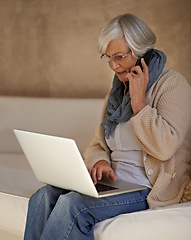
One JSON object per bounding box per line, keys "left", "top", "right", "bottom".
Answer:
{"left": 0, "top": 0, "right": 190, "bottom": 98}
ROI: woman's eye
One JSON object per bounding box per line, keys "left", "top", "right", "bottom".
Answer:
{"left": 114, "top": 56, "right": 123, "bottom": 61}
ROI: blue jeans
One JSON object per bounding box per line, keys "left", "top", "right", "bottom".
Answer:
{"left": 24, "top": 185, "right": 150, "bottom": 240}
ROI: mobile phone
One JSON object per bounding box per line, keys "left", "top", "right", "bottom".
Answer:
{"left": 135, "top": 49, "right": 153, "bottom": 71}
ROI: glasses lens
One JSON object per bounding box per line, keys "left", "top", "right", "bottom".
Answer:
{"left": 112, "top": 55, "right": 123, "bottom": 64}
{"left": 101, "top": 55, "right": 110, "bottom": 63}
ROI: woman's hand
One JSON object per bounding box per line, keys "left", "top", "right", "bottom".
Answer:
{"left": 88, "top": 160, "right": 117, "bottom": 185}
{"left": 126, "top": 58, "right": 149, "bottom": 115}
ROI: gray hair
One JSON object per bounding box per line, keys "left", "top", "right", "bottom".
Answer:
{"left": 98, "top": 13, "right": 156, "bottom": 58}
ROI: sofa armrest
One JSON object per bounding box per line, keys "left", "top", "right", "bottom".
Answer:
{"left": 0, "top": 192, "right": 28, "bottom": 238}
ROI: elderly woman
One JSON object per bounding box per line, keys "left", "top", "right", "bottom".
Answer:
{"left": 24, "top": 13, "right": 191, "bottom": 240}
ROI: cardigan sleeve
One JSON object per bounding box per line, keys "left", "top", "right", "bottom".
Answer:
{"left": 131, "top": 70, "right": 191, "bottom": 161}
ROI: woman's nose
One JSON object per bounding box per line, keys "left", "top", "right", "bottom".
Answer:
{"left": 109, "top": 60, "right": 120, "bottom": 70}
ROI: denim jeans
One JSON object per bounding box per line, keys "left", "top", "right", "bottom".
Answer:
{"left": 24, "top": 185, "right": 150, "bottom": 240}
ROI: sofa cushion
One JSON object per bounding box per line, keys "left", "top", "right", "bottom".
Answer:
{"left": 0, "top": 97, "right": 104, "bottom": 154}
{"left": 94, "top": 201, "right": 191, "bottom": 240}
{"left": 0, "top": 227, "right": 23, "bottom": 240}
{"left": 0, "top": 153, "right": 44, "bottom": 197}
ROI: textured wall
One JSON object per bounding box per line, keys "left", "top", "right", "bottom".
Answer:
{"left": 0, "top": 0, "right": 190, "bottom": 98}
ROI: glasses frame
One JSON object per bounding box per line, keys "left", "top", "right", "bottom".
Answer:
{"left": 100, "top": 50, "right": 132, "bottom": 64}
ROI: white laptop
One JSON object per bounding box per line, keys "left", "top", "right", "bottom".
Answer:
{"left": 14, "top": 129, "right": 147, "bottom": 198}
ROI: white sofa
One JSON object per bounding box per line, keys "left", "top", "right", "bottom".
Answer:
{"left": 0, "top": 96, "right": 191, "bottom": 240}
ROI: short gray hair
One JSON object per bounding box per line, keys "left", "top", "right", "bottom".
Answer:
{"left": 98, "top": 13, "right": 156, "bottom": 57}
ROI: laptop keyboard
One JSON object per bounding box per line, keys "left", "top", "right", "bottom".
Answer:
{"left": 95, "top": 183, "right": 118, "bottom": 193}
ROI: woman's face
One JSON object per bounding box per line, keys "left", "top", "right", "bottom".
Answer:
{"left": 105, "top": 38, "right": 137, "bottom": 83}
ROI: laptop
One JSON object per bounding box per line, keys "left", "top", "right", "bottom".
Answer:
{"left": 14, "top": 129, "right": 147, "bottom": 198}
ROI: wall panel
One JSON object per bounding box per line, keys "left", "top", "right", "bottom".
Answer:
{"left": 0, "top": 0, "right": 190, "bottom": 98}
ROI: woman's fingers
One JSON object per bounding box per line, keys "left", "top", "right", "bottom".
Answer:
{"left": 141, "top": 58, "right": 149, "bottom": 75}
{"left": 89, "top": 160, "right": 117, "bottom": 185}
{"left": 89, "top": 168, "right": 98, "bottom": 185}
{"left": 107, "top": 170, "right": 117, "bottom": 182}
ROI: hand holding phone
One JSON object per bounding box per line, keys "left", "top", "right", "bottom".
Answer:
{"left": 126, "top": 50, "right": 152, "bottom": 115}
{"left": 135, "top": 49, "right": 153, "bottom": 72}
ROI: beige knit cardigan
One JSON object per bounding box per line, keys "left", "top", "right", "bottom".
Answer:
{"left": 84, "top": 69, "right": 191, "bottom": 209}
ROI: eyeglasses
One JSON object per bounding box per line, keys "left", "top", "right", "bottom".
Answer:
{"left": 100, "top": 50, "right": 132, "bottom": 64}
